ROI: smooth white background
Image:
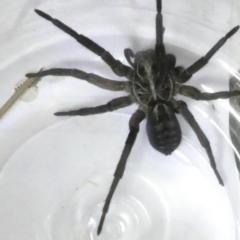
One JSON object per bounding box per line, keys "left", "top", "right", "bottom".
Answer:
{"left": 0, "top": 0, "right": 240, "bottom": 239}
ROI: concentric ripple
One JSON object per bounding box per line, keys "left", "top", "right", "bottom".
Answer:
{"left": 46, "top": 172, "right": 169, "bottom": 240}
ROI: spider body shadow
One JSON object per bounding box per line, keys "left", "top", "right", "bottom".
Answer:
{"left": 26, "top": 0, "right": 240, "bottom": 235}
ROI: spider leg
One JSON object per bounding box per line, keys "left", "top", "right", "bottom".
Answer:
{"left": 155, "top": 0, "right": 165, "bottom": 61}
{"left": 124, "top": 48, "right": 134, "bottom": 67}
{"left": 173, "top": 66, "right": 185, "bottom": 77}
{"left": 54, "top": 96, "right": 133, "bottom": 116}
{"left": 97, "top": 109, "right": 146, "bottom": 235}
{"left": 26, "top": 68, "right": 130, "bottom": 92}
{"left": 34, "top": 10, "right": 134, "bottom": 80}
{"left": 178, "top": 85, "right": 240, "bottom": 100}
{"left": 175, "top": 100, "right": 224, "bottom": 185}
{"left": 177, "top": 25, "right": 240, "bottom": 83}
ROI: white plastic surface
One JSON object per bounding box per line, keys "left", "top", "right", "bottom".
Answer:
{"left": 0, "top": 0, "right": 240, "bottom": 240}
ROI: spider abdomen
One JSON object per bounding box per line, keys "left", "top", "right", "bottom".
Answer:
{"left": 146, "top": 103, "right": 181, "bottom": 155}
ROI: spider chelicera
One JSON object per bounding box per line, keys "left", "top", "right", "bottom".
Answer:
{"left": 26, "top": 0, "right": 240, "bottom": 235}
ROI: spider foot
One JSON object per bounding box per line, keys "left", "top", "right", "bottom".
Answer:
{"left": 97, "top": 213, "right": 106, "bottom": 235}
{"left": 54, "top": 109, "right": 89, "bottom": 116}
{"left": 214, "top": 169, "right": 224, "bottom": 186}
{"left": 35, "top": 9, "right": 53, "bottom": 21}
{"left": 26, "top": 72, "right": 41, "bottom": 78}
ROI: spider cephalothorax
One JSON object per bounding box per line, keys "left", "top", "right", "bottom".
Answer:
{"left": 26, "top": 0, "right": 239, "bottom": 235}
{"left": 132, "top": 49, "right": 177, "bottom": 106}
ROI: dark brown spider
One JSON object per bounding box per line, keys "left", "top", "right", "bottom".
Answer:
{"left": 26, "top": 0, "right": 240, "bottom": 235}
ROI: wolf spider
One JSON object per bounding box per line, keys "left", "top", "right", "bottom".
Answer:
{"left": 26, "top": 0, "right": 240, "bottom": 235}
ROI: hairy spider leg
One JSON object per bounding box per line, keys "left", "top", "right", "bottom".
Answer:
{"left": 229, "top": 73, "right": 240, "bottom": 174}
{"left": 178, "top": 85, "right": 240, "bottom": 101}
{"left": 175, "top": 100, "right": 223, "bottom": 185}
{"left": 34, "top": 10, "right": 134, "bottom": 80}
{"left": 26, "top": 68, "right": 129, "bottom": 92}
{"left": 177, "top": 25, "right": 240, "bottom": 83}
{"left": 155, "top": 0, "right": 165, "bottom": 61}
{"left": 178, "top": 84, "right": 240, "bottom": 180}
{"left": 54, "top": 96, "right": 132, "bottom": 116}
{"left": 97, "top": 109, "right": 146, "bottom": 235}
